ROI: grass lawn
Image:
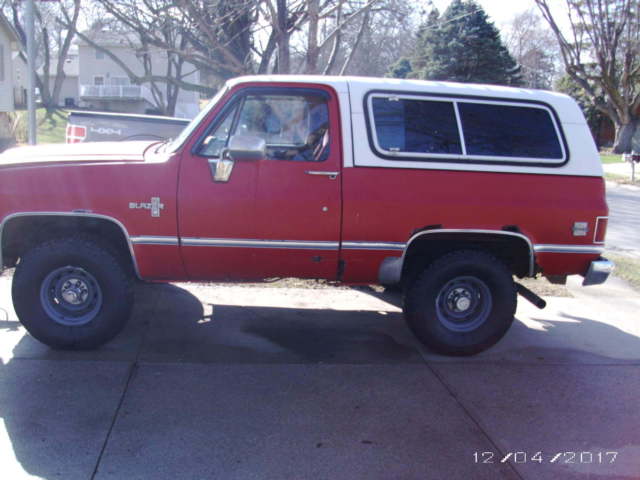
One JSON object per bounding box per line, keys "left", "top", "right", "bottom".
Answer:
{"left": 600, "top": 152, "right": 623, "bottom": 164}
{"left": 606, "top": 253, "right": 640, "bottom": 292}
{"left": 14, "top": 108, "right": 68, "bottom": 144}
{"left": 605, "top": 172, "right": 640, "bottom": 185}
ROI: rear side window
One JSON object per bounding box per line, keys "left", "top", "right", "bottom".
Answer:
{"left": 458, "top": 102, "right": 563, "bottom": 159}
{"left": 367, "top": 93, "right": 566, "bottom": 165}
{"left": 371, "top": 97, "right": 462, "bottom": 154}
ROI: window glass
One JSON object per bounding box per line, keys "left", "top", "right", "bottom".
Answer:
{"left": 458, "top": 102, "right": 563, "bottom": 159}
{"left": 234, "top": 94, "right": 329, "bottom": 161}
{"left": 371, "top": 97, "right": 462, "bottom": 154}
{"left": 198, "top": 105, "right": 238, "bottom": 157}
{"left": 110, "top": 77, "right": 130, "bottom": 86}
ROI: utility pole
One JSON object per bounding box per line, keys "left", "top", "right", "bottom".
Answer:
{"left": 25, "top": 0, "right": 37, "bottom": 145}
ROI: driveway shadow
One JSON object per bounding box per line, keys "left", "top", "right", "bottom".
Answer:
{"left": 1, "top": 281, "right": 640, "bottom": 479}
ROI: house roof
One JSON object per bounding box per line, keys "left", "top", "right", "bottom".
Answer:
{"left": 37, "top": 55, "right": 79, "bottom": 77}
{"left": 77, "top": 29, "right": 140, "bottom": 48}
{"left": 0, "top": 11, "right": 22, "bottom": 45}
{"left": 12, "top": 50, "right": 26, "bottom": 64}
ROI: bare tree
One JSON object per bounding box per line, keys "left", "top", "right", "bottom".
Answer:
{"left": 337, "top": 0, "right": 417, "bottom": 77}
{"left": 535, "top": 0, "right": 640, "bottom": 152}
{"left": 91, "top": 0, "right": 256, "bottom": 86}
{"left": 504, "top": 9, "right": 559, "bottom": 90}
{"left": 5, "top": 0, "right": 82, "bottom": 112}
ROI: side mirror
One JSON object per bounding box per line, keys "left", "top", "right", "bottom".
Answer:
{"left": 226, "top": 135, "right": 266, "bottom": 161}
{"left": 208, "top": 135, "right": 266, "bottom": 183}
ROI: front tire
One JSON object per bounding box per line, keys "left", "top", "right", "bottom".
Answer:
{"left": 12, "top": 237, "right": 134, "bottom": 349}
{"left": 403, "top": 250, "right": 516, "bottom": 356}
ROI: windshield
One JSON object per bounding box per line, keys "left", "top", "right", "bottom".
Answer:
{"left": 167, "top": 85, "right": 229, "bottom": 153}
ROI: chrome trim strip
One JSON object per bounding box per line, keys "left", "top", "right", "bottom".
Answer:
{"left": 0, "top": 211, "right": 142, "bottom": 279}
{"left": 130, "top": 236, "right": 179, "bottom": 246}
{"left": 181, "top": 237, "right": 340, "bottom": 250}
{"left": 534, "top": 244, "right": 605, "bottom": 255}
{"left": 342, "top": 241, "right": 405, "bottom": 251}
{"left": 593, "top": 216, "right": 607, "bottom": 245}
{"left": 404, "top": 229, "right": 536, "bottom": 277}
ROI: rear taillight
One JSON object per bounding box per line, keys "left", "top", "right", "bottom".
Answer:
{"left": 66, "top": 124, "right": 87, "bottom": 143}
{"left": 594, "top": 216, "right": 608, "bottom": 244}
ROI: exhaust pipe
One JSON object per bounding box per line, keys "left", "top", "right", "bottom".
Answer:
{"left": 515, "top": 282, "right": 547, "bottom": 309}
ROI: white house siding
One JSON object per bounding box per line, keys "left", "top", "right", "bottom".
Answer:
{"left": 50, "top": 75, "right": 79, "bottom": 106}
{"left": 12, "top": 53, "right": 27, "bottom": 107}
{"left": 78, "top": 42, "right": 200, "bottom": 118}
{"left": 0, "top": 27, "right": 15, "bottom": 112}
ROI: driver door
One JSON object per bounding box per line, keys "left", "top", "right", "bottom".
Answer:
{"left": 177, "top": 85, "right": 342, "bottom": 281}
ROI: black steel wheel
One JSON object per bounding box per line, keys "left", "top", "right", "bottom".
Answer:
{"left": 12, "top": 237, "right": 134, "bottom": 349}
{"left": 403, "top": 250, "right": 516, "bottom": 356}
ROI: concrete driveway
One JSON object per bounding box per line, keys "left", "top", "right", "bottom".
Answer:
{"left": 0, "top": 272, "right": 638, "bottom": 480}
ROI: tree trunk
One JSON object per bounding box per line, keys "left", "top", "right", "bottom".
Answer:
{"left": 613, "top": 119, "right": 639, "bottom": 153}
{"left": 305, "top": 0, "right": 319, "bottom": 74}
{"left": 275, "top": 0, "right": 290, "bottom": 74}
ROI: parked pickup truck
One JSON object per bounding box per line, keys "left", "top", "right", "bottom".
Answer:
{"left": 0, "top": 75, "right": 613, "bottom": 356}
{"left": 66, "top": 110, "right": 190, "bottom": 143}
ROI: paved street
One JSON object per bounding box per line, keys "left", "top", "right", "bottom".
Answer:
{"left": 605, "top": 180, "right": 640, "bottom": 257}
{"left": 0, "top": 271, "right": 639, "bottom": 480}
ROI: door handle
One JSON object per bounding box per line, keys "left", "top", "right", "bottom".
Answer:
{"left": 305, "top": 170, "right": 339, "bottom": 180}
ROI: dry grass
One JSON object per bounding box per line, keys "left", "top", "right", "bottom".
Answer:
{"left": 606, "top": 254, "right": 640, "bottom": 292}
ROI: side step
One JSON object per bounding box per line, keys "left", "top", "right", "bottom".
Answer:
{"left": 515, "top": 282, "right": 547, "bottom": 309}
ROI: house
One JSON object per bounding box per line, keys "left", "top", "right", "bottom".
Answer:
{"left": 76, "top": 30, "right": 200, "bottom": 118}
{"left": 36, "top": 46, "right": 80, "bottom": 107}
{"left": 11, "top": 50, "right": 27, "bottom": 107}
{"left": 0, "top": 13, "right": 22, "bottom": 112}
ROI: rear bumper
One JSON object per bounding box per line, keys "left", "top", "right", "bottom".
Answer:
{"left": 582, "top": 258, "right": 614, "bottom": 286}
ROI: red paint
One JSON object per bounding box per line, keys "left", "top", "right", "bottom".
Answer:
{"left": 0, "top": 79, "right": 608, "bottom": 287}
{"left": 177, "top": 82, "right": 343, "bottom": 280}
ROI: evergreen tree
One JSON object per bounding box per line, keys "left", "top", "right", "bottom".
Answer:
{"left": 412, "top": 0, "right": 521, "bottom": 85}
{"left": 386, "top": 57, "right": 413, "bottom": 78}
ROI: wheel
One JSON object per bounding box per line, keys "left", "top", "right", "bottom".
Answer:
{"left": 403, "top": 250, "right": 516, "bottom": 356}
{"left": 11, "top": 237, "right": 134, "bottom": 349}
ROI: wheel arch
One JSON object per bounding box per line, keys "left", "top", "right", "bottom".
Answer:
{"left": 0, "top": 212, "right": 141, "bottom": 279}
{"left": 378, "top": 229, "right": 535, "bottom": 286}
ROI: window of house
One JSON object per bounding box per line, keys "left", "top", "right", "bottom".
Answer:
{"left": 93, "top": 76, "right": 105, "bottom": 86}
{"left": 197, "top": 91, "right": 330, "bottom": 162}
{"left": 110, "top": 77, "right": 130, "bottom": 86}
{"left": 367, "top": 93, "right": 565, "bottom": 164}
{"left": 95, "top": 49, "right": 105, "bottom": 60}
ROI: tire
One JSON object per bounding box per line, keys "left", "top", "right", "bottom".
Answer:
{"left": 403, "top": 250, "right": 516, "bottom": 356}
{"left": 11, "top": 236, "right": 134, "bottom": 349}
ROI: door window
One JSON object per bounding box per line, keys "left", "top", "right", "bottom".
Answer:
{"left": 196, "top": 91, "right": 330, "bottom": 162}
{"left": 198, "top": 105, "right": 238, "bottom": 157}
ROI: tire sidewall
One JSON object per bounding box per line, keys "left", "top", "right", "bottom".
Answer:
{"left": 405, "top": 252, "right": 516, "bottom": 356}
{"left": 12, "top": 238, "right": 133, "bottom": 349}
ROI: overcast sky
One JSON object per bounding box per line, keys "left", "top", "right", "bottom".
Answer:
{"left": 430, "top": 0, "right": 574, "bottom": 39}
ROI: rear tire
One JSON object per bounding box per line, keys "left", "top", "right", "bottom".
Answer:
{"left": 12, "top": 237, "right": 134, "bottom": 349}
{"left": 403, "top": 250, "right": 516, "bottom": 356}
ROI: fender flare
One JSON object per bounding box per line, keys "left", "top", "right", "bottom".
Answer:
{"left": 0, "top": 211, "right": 141, "bottom": 279}
{"left": 378, "top": 229, "right": 535, "bottom": 285}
